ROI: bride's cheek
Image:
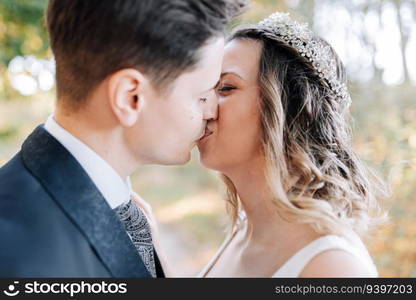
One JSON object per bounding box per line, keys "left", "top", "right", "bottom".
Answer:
{"left": 219, "top": 94, "right": 237, "bottom": 113}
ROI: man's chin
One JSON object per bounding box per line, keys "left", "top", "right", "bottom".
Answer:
{"left": 174, "top": 155, "right": 191, "bottom": 165}
{"left": 160, "top": 151, "right": 191, "bottom": 166}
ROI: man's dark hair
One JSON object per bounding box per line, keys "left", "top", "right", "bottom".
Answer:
{"left": 46, "top": 0, "right": 247, "bottom": 106}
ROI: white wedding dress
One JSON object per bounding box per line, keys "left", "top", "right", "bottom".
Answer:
{"left": 198, "top": 226, "right": 378, "bottom": 277}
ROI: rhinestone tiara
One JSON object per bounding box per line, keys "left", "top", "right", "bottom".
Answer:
{"left": 258, "top": 12, "right": 351, "bottom": 106}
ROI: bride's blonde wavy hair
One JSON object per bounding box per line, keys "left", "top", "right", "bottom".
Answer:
{"left": 223, "top": 26, "right": 388, "bottom": 238}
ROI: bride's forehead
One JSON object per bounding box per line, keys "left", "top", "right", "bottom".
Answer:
{"left": 225, "top": 38, "right": 261, "bottom": 52}
{"left": 223, "top": 39, "right": 262, "bottom": 74}
{"left": 224, "top": 39, "right": 262, "bottom": 63}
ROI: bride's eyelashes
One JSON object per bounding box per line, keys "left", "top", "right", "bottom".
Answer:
{"left": 217, "top": 85, "right": 236, "bottom": 95}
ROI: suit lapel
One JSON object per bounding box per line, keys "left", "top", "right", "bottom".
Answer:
{"left": 154, "top": 250, "right": 166, "bottom": 278}
{"left": 21, "top": 125, "right": 150, "bottom": 277}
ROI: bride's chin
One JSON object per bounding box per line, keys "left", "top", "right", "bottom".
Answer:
{"left": 198, "top": 151, "right": 209, "bottom": 166}
{"left": 198, "top": 151, "right": 217, "bottom": 170}
{"left": 197, "top": 141, "right": 224, "bottom": 171}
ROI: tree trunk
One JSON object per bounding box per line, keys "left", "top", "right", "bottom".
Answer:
{"left": 394, "top": 0, "right": 411, "bottom": 84}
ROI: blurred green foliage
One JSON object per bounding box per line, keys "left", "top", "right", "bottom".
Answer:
{"left": 0, "top": 0, "right": 49, "bottom": 65}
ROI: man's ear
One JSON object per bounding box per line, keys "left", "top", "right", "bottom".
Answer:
{"left": 107, "top": 68, "right": 146, "bottom": 127}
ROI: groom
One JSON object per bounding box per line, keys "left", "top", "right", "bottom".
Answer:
{"left": 0, "top": 0, "right": 246, "bottom": 277}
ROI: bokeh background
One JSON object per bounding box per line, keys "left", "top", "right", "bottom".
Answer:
{"left": 1, "top": 0, "right": 415, "bottom": 277}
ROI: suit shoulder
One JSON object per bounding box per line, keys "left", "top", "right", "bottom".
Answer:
{"left": 0, "top": 152, "right": 65, "bottom": 233}
{"left": 0, "top": 152, "right": 43, "bottom": 198}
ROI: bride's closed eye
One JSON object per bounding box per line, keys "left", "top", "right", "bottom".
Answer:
{"left": 217, "top": 85, "right": 236, "bottom": 95}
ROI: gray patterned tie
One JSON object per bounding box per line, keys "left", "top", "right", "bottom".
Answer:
{"left": 114, "top": 198, "right": 156, "bottom": 277}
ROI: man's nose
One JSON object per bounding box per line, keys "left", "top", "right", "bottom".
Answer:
{"left": 204, "top": 93, "right": 218, "bottom": 120}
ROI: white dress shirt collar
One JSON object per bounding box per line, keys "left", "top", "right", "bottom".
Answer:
{"left": 43, "top": 115, "right": 131, "bottom": 209}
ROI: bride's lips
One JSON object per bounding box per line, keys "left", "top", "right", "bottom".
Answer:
{"left": 198, "top": 128, "right": 214, "bottom": 142}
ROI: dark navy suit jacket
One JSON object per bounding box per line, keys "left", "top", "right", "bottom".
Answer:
{"left": 0, "top": 125, "right": 165, "bottom": 277}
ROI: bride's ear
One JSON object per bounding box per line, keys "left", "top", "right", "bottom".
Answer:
{"left": 107, "top": 68, "right": 146, "bottom": 127}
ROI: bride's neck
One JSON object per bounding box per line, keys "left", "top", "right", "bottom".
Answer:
{"left": 224, "top": 157, "right": 290, "bottom": 242}
{"left": 225, "top": 157, "right": 319, "bottom": 246}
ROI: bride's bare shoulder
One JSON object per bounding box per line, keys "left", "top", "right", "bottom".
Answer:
{"left": 299, "top": 249, "right": 375, "bottom": 277}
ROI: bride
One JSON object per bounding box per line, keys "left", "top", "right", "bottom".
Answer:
{"left": 196, "top": 12, "right": 387, "bottom": 277}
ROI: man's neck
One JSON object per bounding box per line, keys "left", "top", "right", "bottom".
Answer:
{"left": 54, "top": 107, "right": 137, "bottom": 179}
